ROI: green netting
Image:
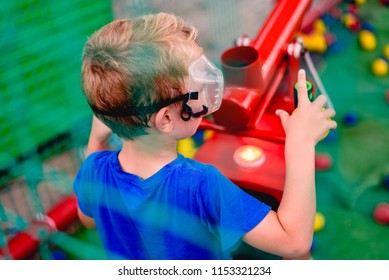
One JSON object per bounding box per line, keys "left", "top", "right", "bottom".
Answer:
{"left": 112, "top": 0, "right": 273, "bottom": 65}
{"left": 0, "top": 0, "right": 112, "bottom": 259}
{"left": 0, "top": 0, "right": 113, "bottom": 177}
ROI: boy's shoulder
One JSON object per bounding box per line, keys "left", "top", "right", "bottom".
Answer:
{"left": 87, "top": 149, "right": 116, "bottom": 159}
{"left": 175, "top": 154, "right": 223, "bottom": 180}
{"left": 177, "top": 154, "right": 214, "bottom": 171}
{"left": 82, "top": 150, "right": 118, "bottom": 169}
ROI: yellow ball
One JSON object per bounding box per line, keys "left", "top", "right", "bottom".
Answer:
{"left": 314, "top": 212, "right": 326, "bottom": 232}
{"left": 359, "top": 30, "right": 377, "bottom": 51}
{"left": 355, "top": 0, "right": 366, "bottom": 5}
{"left": 299, "top": 33, "right": 327, "bottom": 53}
{"left": 177, "top": 138, "right": 197, "bottom": 158}
{"left": 203, "top": 130, "right": 214, "bottom": 141}
{"left": 313, "top": 19, "right": 326, "bottom": 35}
{"left": 342, "top": 14, "right": 356, "bottom": 28}
{"left": 371, "top": 58, "right": 388, "bottom": 76}
{"left": 383, "top": 44, "right": 389, "bottom": 61}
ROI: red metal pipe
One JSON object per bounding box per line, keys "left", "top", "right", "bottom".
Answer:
{"left": 0, "top": 195, "right": 78, "bottom": 259}
{"left": 47, "top": 195, "right": 78, "bottom": 231}
{"left": 250, "top": 0, "right": 312, "bottom": 91}
{"left": 4, "top": 233, "right": 40, "bottom": 260}
{"left": 221, "top": 0, "right": 312, "bottom": 95}
{"left": 214, "top": 0, "right": 312, "bottom": 132}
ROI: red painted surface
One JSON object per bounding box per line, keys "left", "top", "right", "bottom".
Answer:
{"left": 196, "top": 0, "right": 314, "bottom": 203}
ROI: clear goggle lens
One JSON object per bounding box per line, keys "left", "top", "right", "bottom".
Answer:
{"left": 187, "top": 55, "right": 224, "bottom": 116}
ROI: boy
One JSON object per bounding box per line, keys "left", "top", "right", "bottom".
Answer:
{"left": 74, "top": 13, "right": 337, "bottom": 260}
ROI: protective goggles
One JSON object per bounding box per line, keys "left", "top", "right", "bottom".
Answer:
{"left": 89, "top": 55, "right": 224, "bottom": 121}
{"left": 184, "top": 55, "right": 224, "bottom": 119}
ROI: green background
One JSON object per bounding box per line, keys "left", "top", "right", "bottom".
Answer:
{"left": 0, "top": 0, "right": 113, "bottom": 178}
{"left": 312, "top": 1, "right": 389, "bottom": 259}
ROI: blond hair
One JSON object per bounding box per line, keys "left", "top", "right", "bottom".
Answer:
{"left": 81, "top": 13, "right": 198, "bottom": 139}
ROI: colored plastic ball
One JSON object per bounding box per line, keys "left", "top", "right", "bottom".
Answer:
{"left": 342, "top": 112, "right": 358, "bottom": 126}
{"left": 177, "top": 138, "right": 197, "bottom": 158}
{"left": 52, "top": 250, "right": 68, "bottom": 260}
{"left": 310, "top": 236, "right": 318, "bottom": 253}
{"left": 346, "top": 4, "right": 358, "bottom": 15}
{"left": 379, "top": 0, "right": 389, "bottom": 7}
{"left": 315, "top": 153, "right": 333, "bottom": 171}
{"left": 321, "top": 14, "right": 338, "bottom": 26}
{"left": 313, "top": 19, "right": 326, "bottom": 34}
{"left": 358, "top": 30, "right": 376, "bottom": 51}
{"left": 327, "top": 40, "right": 343, "bottom": 54}
{"left": 343, "top": 13, "right": 357, "bottom": 28}
{"left": 361, "top": 22, "right": 375, "bottom": 33}
{"left": 203, "top": 130, "right": 214, "bottom": 141}
{"left": 343, "top": 13, "right": 362, "bottom": 32}
{"left": 342, "top": 13, "right": 353, "bottom": 25}
{"left": 192, "top": 130, "right": 205, "bottom": 146}
{"left": 350, "top": 21, "right": 362, "bottom": 32}
{"left": 384, "top": 44, "right": 389, "bottom": 61}
{"left": 371, "top": 58, "right": 388, "bottom": 76}
{"left": 314, "top": 212, "right": 326, "bottom": 232}
{"left": 322, "top": 129, "right": 337, "bottom": 143}
{"left": 373, "top": 203, "right": 389, "bottom": 225}
{"left": 355, "top": 0, "right": 366, "bottom": 5}
{"left": 308, "top": 34, "right": 328, "bottom": 53}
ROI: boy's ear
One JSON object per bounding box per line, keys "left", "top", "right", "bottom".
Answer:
{"left": 153, "top": 107, "right": 174, "bottom": 133}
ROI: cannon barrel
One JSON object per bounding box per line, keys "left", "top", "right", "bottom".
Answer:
{"left": 213, "top": 0, "right": 312, "bottom": 132}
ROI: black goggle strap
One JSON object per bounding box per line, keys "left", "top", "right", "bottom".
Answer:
{"left": 88, "top": 91, "right": 205, "bottom": 119}
{"left": 180, "top": 91, "right": 209, "bottom": 121}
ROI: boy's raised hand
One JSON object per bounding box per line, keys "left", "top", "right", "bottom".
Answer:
{"left": 85, "top": 115, "right": 113, "bottom": 157}
{"left": 276, "top": 69, "right": 337, "bottom": 145}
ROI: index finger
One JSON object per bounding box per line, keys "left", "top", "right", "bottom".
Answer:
{"left": 296, "top": 69, "right": 310, "bottom": 107}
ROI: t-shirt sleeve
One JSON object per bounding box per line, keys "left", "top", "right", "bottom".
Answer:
{"left": 201, "top": 165, "right": 271, "bottom": 252}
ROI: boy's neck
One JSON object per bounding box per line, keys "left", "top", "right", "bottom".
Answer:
{"left": 118, "top": 134, "right": 178, "bottom": 180}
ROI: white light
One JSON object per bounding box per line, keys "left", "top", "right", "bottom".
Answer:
{"left": 233, "top": 145, "right": 265, "bottom": 168}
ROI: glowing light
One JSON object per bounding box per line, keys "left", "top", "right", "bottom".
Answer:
{"left": 233, "top": 145, "right": 265, "bottom": 168}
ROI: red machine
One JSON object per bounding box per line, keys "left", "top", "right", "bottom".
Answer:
{"left": 195, "top": 0, "right": 315, "bottom": 207}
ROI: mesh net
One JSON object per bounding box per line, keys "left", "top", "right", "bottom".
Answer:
{"left": 113, "top": 0, "right": 273, "bottom": 65}
{"left": 0, "top": 0, "right": 113, "bottom": 259}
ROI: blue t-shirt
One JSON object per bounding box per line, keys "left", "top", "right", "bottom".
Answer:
{"left": 73, "top": 150, "right": 271, "bottom": 260}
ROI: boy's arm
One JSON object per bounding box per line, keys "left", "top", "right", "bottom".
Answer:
{"left": 85, "top": 115, "right": 112, "bottom": 157}
{"left": 77, "top": 207, "right": 96, "bottom": 229}
{"left": 243, "top": 69, "right": 337, "bottom": 258}
{"left": 77, "top": 115, "right": 110, "bottom": 229}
